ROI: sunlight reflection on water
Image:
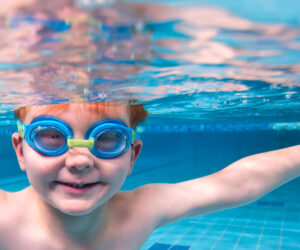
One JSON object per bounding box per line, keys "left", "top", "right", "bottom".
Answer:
{"left": 0, "top": 0, "right": 299, "bottom": 124}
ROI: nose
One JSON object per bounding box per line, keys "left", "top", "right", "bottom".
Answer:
{"left": 65, "top": 148, "right": 95, "bottom": 173}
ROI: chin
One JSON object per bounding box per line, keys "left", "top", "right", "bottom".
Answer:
{"left": 59, "top": 205, "right": 97, "bottom": 216}
{"left": 62, "top": 209, "right": 93, "bottom": 216}
{"left": 55, "top": 200, "right": 102, "bottom": 216}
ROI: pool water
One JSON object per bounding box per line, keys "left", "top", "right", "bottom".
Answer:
{"left": 0, "top": 0, "right": 299, "bottom": 249}
{"left": 1, "top": 125, "right": 299, "bottom": 249}
{"left": 124, "top": 128, "right": 300, "bottom": 249}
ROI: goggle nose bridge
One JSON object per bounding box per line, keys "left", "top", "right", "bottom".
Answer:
{"left": 67, "top": 138, "right": 95, "bottom": 149}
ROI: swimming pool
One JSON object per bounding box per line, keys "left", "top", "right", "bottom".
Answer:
{"left": 0, "top": 0, "right": 299, "bottom": 249}
{"left": 125, "top": 127, "right": 300, "bottom": 249}
{"left": 1, "top": 123, "right": 299, "bottom": 249}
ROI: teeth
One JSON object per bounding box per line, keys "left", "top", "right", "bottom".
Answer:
{"left": 57, "top": 181, "right": 97, "bottom": 188}
{"left": 69, "top": 183, "right": 84, "bottom": 188}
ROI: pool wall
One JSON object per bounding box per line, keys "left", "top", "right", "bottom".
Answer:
{"left": 0, "top": 128, "right": 299, "bottom": 197}
{"left": 124, "top": 129, "right": 300, "bottom": 191}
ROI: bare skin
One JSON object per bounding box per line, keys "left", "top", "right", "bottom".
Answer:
{"left": 0, "top": 187, "right": 158, "bottom": 250}
{"left": 0, "top": 103, "right": 299, "bottom": 250}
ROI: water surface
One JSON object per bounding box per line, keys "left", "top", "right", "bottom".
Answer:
{"left": 0, "top": 0, "right": 299, "bottom": 126}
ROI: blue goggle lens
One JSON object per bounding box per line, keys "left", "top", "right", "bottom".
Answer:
{"left": 95, "top": 129, "right": 128, "bottom": 154}
{"left": 34, "top": 129, "right": 65, "bottom": 149}
{"left": 32, "top": 127, "right": 67, "bottom": 152}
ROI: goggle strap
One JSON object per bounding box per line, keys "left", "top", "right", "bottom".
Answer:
{"left": 67, "top": 138, "right": 95, "bottom": 148}
{"left": 17, "top": 120, "right": 25, "bottom": 138}
{"left": 132, "top": 128, "right": 137, "bottom": 143}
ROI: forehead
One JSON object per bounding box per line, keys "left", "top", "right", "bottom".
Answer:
{"left": 25, "top": 103, "right": 130, "bottom": 126}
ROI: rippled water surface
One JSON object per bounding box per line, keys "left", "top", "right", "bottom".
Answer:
{"left": 0, "top": 0, "right": 299, "bottom": 125}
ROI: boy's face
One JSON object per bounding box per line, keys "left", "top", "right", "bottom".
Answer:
{"left": 12, "top": 103, "right": 142, "bottom": 216}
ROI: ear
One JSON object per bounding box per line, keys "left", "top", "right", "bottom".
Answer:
{"left": 128, "top": 139, "right": 142, "bottom": 175}
{"left": 12, "top": 133, "right": 26, "bottom": 171}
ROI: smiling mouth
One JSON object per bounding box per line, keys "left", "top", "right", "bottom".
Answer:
{"left": 54, "top": 181, "right": 102, "bottom": 189}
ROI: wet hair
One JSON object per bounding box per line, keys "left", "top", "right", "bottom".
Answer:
{"left": 14, "top": 101, "right": 148, "bottom": 128}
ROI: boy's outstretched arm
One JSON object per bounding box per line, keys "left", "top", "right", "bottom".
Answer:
{"left": 141, "top": 145, "right": 300, "bottom": 228}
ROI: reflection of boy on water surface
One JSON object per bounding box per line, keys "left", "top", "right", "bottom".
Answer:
{"left": 1, "top": 0, "right": 293, "bottom": 106}
{"left": 0, "top": 101, "right": 298, "bottom": 249}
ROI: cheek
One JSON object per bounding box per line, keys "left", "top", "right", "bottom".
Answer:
{"left": 22, "top": 145, "right": 62, "bottom": 182}
{"left": 100, "top": 150, "right": 132, "bottom": 181}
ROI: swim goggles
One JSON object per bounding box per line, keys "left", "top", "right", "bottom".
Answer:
{"left": 17, "top": 116, "right": 137, "bottom": 158}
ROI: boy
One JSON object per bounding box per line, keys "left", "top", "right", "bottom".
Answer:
{"left": 0, "top": 101, "right": 299, "bottom": 250}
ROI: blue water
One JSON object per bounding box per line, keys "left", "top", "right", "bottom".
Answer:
{"left": 0, "top": 0, "right": 299, "bottom": 249}
{"left": 1, "top": 126, "right": 300, "bottom": 249}
{"left": 128, "top": 129, "right": 300, "bottom": 249}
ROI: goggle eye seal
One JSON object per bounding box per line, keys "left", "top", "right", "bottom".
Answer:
{"left": 87, "top": 121, "right": 133, "bottom": 159}
{"left": 25, "top": 118, "right": 72, "bottom": 156}
{"left": 31, "top": 126, "right": 68, "bottom": 154}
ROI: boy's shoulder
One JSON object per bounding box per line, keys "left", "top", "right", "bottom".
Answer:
{"left": 0, "top": 188, "right": 31, "bottom": 220}
{"left": 0, "top": 189, "right": 11, "bottom": 212}
{"left": 0, "top": 189, "right": 7, "bottom": 201}
{"left": 112, "top": 184, "right": 172, "bottom": 228}
{"left": 0, "top": 190, "right": 16, "bottom": 233}
{"left": 0, "top": 189, "right": 19, "bottom": 215}
{"left": 0, "top": 188, "right": 34, "bottom": 229}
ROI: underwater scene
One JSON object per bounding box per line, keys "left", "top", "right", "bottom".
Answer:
{"left": 0, "top": 0, "right": 299, "bottom": 249}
